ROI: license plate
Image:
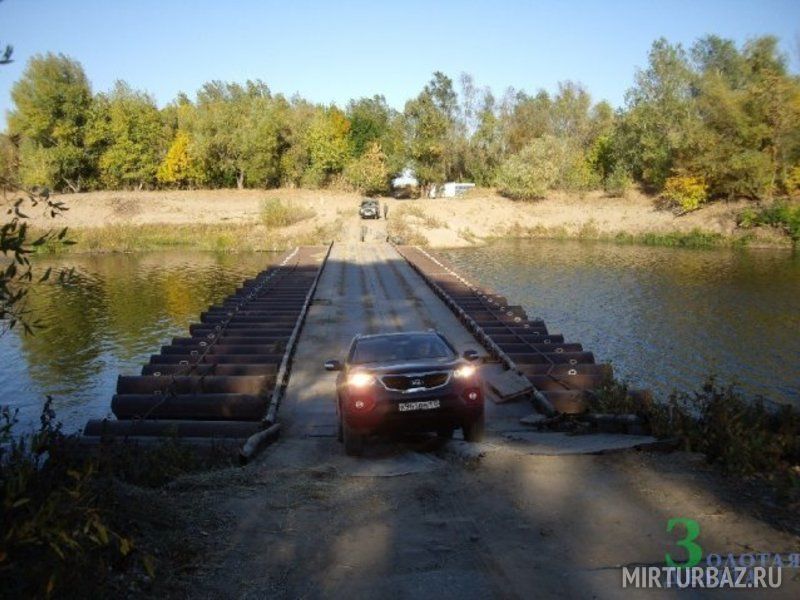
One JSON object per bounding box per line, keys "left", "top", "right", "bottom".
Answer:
{"left": 398, "top": 400, "right": 440, "bottom": 412}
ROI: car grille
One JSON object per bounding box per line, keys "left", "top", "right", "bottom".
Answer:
{"left": 380, "top": 371, "right": 450, "bottom": 392}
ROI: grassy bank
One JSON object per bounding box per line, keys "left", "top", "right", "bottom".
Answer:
{"left": 19, "top": 188, "right": 797, "bottom": 253}
{"left": 495, "top": 222, "right": 742, "bottom": 249}
{"left": 590, "top": 378, "right": 800, "bottom": 506}
{"left": 34, "top": 219, "right": 340, "bottom": 254}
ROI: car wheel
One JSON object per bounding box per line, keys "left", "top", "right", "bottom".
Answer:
{"left": 343, "top": 422, "right": 364, "bottom": 456}
{"left": 462, "top": 415, "right": 485, "bottom": 443}
{"left": 437, "top": 427, "right": 455, "bottom": 439}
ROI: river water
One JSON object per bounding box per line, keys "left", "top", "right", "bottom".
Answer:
{"left": 1, "top": 252, "right": 271, "bottom": 433}
{"left": 1, "top": 242, "right": 798, "bottom": 434}
{"left": 440, "top": 240, "right": 799, "bottom": 408}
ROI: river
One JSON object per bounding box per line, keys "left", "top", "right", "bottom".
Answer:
{"left": 2, "top": 242, "right": 798, "bottom": 433}
{"left": 440, "top": 239, "right": 799, "bottom": 408}
{"left": 1, "top": 252, "right": 270, "bottom": 433}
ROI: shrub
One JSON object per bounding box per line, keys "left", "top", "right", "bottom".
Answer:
{"left": 604, "top": 165, "right": 634, "bottom": 198}
{"left": 494, "top": 136, "right": 563, "bottom": 200}
{"left": 739, "top": 201, "right": 800, "bottom": 242}
{"left": 0, "top": 402, "right": 134, "bottom": 597}
{"left": 591, "top": 377, "right": 800, "bottom": 489}
{"left": 343, "top": 142, "right": 389, "bottom": 195}
{"left": 260, "top": 198, "right": 316, "bottom": 228}
{"left": 786, "top": 165, "right": 800, "bottom": 197}
{"left": 496, "top": 136, "right": 601, "bottom": 200}
{"left": 560, "top": 151, "right": 602, "bottom": 193}
{"left": 661, "top": 175, "right": 708, "bottom": 213}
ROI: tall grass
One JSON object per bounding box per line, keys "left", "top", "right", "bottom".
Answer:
{"left": 592, "top": 377, "right": 800, "bottom": 503}
{"left": 739, "top": 201, "right": 800, "bottom": 243}
{"left": 260, "top": 198, "right": 316, "bottom": 228}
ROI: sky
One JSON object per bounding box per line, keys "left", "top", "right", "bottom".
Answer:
{"left": 1, "top": 0, "right": 799, "bottom": 123}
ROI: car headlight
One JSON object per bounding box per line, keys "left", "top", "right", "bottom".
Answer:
{"left": 453, "top": 364, "right": 477, "bottom": 379}
{"left": 347, "top": 372, "right": 376, "bottom": 387}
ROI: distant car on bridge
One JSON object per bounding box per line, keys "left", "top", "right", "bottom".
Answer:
{"left": 324, "top": 331, "right": 484, "bottom": 456}
{"left": 359, "top": 198, "right": 380, "bottom": 219}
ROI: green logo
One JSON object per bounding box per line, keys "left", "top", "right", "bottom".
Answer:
{"left": 665, "top": 518, "right": 703, "bottom": 568}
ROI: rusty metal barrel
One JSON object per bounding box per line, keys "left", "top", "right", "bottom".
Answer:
{"left": 82, "top": 245, "right": 330, "bottom": 445}
{"left": 395, "top": 245, "right": 616, "bottom": 414}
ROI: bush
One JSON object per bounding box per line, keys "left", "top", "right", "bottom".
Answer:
{"left": 494, "top": 136, "right": 564, "bottom": 200}
{"left": 592, "top": 377, "right": 800, "bottom": 493}
{"left": 496, "top": 136, "right": 601, "bottom": 200}
{"left": 560, "top": 151, "right": 602, "bottom": 193}
{"left": 604, "top": 165, "right": 634, "bottom": 197}
{"left": 661, "top": 175, "right": 708, "bottom": 213}
{"left": 786, "top": 165, "right": 800, "bottom": 197}
{"left": 343, "top": 142, "right": 389, "bottom": 195}
{"left": 260, "top": 198, "right": 316, "bottom": 228}
{"left": 0, "top": 402, "right": 134, "bottom": 597}
{"left": 739, "top": 201, "right": 800, "bottom": 242}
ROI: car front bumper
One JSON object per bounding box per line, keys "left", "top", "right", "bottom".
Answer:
{"left": 341, "top": 385, "right": 483, "bottom": 435}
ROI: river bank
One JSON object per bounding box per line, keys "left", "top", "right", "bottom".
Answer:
{"left": 24, "top": 188, "right": 792, "bottom": 253}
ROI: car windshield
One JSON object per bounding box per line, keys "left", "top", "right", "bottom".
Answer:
{"left": 351, "top": 334, "right": 453, "bottom": 364}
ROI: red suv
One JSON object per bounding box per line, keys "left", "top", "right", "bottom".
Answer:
{"left": 324, "top": 331, "right": 484, "bottom": 456}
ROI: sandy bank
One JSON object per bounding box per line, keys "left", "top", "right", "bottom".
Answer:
{"left": 25, "top": 188, "right": 790, "bottom": 250}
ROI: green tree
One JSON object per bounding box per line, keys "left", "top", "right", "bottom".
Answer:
{"left": 615, "top": 39, "right": 699, "bottom": 190}
{"left": 404, "top": 72, "right": 459, "bottom": 189}
{"left": 0, "top": 133, "right": 18, "bottom": 183}
{"left": 684, "top": 36, "right": 800, "bottom": 199}
{"left": 344, "top": 141, "right": 389, "bottom": 194}
{"left": 236, "top": 94, "right": 289, "bottom": 188}
{"left": 499, "top": 89, "right": 553, "bottom": 155}
{"left": 279, "top": 98, "right": 316, "bottom": 187}
{"left": 8, "top": 53, "right": 94, "bottom": 191}
{"left": 87, "top": 81, "right": 165, "bottom": 189}
{"left": 303, "top": 106, "right": 351, "bottom": 186}
{"left": 189, "top": 80, "right": 284, "bottom": 188}
{"left": 347, "top": 95, "right": 393, "bottom": 156}
{"left": 465, "top": 89, "right": 503, "bottom": 185}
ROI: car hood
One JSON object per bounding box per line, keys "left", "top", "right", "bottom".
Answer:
{"left": 351, "top": 357, "right": 463, "bottom": 374}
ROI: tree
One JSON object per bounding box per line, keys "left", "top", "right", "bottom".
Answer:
{"left": 347, "top": 95, "right": 393, "bottom": 157}
{"left": 551, "top": 81, "right": 593, "bottom": 148}
{"left": 303, "top": 106, "right": 351, "bottom": 187}
{"left": 403, "top": 72, "right": 460, "bottom": 189}
{"left": 156, "top": 131, "right": 203, "bottom": 188}
{"left": 0, "top": 37, "right": 74, "bottom": 334}
{"left": 499, "top": 89, "right": 553, "bottom": 155}
{"left": 236, "top": 94, "right": 289, "bottom": 188}
{"left": 0, "top": 134, "right": 18, "bottom": 183}
{"left": 615, "top": 39, "right": 699, "bottom": 190}
{"left": 464, "top": 89, "right": 502, "bottom": 185}
{"left": 344, "top": 141, "right": 389, "bottom": 194}
{"left": 684, "top": 36, "right": 800, "bottom": 198}
{"left": 279, "top": 97, "right": 316, "bottom": 187}
{"left": 87, "top": 81, "right": 165, "bottom": 189}
{"left": 8, "top": 53, "right": 94, "bottom": 191}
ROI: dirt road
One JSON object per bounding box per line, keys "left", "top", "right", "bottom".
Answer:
{"left": 170, "top": 243, "right": 799, "bottom": 599}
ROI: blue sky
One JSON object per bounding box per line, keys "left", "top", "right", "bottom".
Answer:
{"left": 1, "top": 0, "right": 798, "bottom": 123}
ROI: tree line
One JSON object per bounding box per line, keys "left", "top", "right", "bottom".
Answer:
{"left": 2, "top": 35, "right": 799, "bottom": 208}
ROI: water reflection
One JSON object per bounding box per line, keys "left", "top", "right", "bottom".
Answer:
{"left": 441, "top": 240, "right": 800, "bottom": 407}
{"left": 2, "top": 252, "right": 272, "bottom": 432}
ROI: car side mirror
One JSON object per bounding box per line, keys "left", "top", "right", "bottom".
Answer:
{"left": 324, "top": 359, "right": 343, "bottom": 371}
{"left": 462, "top": 350, "right": 480, "bottom": 362}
